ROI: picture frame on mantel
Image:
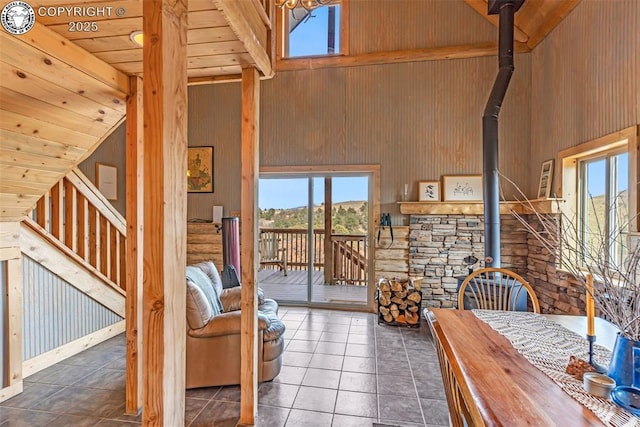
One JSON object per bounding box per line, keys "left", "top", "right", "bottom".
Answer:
{"left": 537, "top": 159, "right": 554, "bottom": 199}
{"left": 442, "top": 175, "right": 483, "bottom": 202}
{"left": 418, "top": 181, "right": 440, "bottom": 201}
{"left": 188, "top": 146, "right": 214, "bottom": 193}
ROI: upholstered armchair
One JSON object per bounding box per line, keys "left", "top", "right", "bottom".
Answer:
{"left": 185, "top": 261, "right": 285, "bottom": 389}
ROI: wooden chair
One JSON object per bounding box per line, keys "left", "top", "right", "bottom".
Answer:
{"left": 457, "top": 267, "right": 540, "bottom": 313}
{"left": 259, "top": 232, "right": 288, "bottom": 276}
{"left": 425, "top": 309, "right": 484, "bottom": 427}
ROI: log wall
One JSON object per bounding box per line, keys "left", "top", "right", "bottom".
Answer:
{"left": 186, "top": 222, "right": 223, "bottom": 267}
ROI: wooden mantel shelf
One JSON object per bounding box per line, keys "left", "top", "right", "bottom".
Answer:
{"left": 398, "top": 199, "right": 561, "bottom": 215}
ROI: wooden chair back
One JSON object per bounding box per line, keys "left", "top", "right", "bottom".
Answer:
{"left": 259, "top": 232, "right": 287, "bottom": 275}
{"left": 457, "top": 267, "right": 540, "bottom": 313}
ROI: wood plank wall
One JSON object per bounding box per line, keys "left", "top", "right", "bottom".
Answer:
{"left": 349, "top": 0, "right": 496, "bottom": 54}
{"left": 78, "top": 123, "right": 127, "bottom": 216}
{"left": 187, "top": 83, "right": 241, "bottom": 221}
{"left": 529, "top": 0, "right": 640, "bottom": 197}
{"left": 261, "top": 55, "right": 532, "bottom": 218}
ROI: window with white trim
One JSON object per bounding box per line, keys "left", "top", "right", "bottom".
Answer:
{"left": 577, "top": 151, "right": 629, "bottom": 268}
{"left": 559, "top": 129, "right": 637, "bottom": 275}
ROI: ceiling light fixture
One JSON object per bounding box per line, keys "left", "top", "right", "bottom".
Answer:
{"left": 129, "top": 31, "right": 143, "bottom": 47}
{"left": 275, "top": 0, "right": 335, "bottom": 11}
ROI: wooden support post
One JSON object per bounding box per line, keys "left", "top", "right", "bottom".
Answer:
{"left": 142, "top": 1, "right": 188, "bottom": 425}
{"left": 324, "top": 177, "right": 333, "bottom": 285}
{"left": 239, "top": 66, "right": 260, "bottom": 426}
{"left": 0, "top": 222, "right": 22, "bottom": 402}
{"left": 125, "top": 75, "right": 143, "bottom": 414}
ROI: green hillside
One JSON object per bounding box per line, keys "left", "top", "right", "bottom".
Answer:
{"left": 259, "top": 201, "right": 368, "bottom": 234}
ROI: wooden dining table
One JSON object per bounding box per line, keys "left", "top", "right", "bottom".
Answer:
{"left": 424, "top": 308, "right": 620, "bottom": 427}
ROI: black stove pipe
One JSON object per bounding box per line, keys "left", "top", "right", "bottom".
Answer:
{"left": 482, "top": 0, "right": 522, "bottom": 268}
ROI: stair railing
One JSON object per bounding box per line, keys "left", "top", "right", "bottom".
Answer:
{"left": 30, "top": 168, "right": 126, "bottom": 291}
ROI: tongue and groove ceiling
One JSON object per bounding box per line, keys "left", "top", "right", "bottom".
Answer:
{"left": 0, "top": 0, "right": 579, "bottom": 220}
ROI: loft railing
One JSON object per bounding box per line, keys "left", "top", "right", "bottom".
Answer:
{"left": 259, "top": 228, "right": 368, "bottom": 286}
{"left": 29, "top": 168, "right": 126, "bottom": 291}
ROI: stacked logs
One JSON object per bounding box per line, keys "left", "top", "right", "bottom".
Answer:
{"left": 377, "top": 277, "right": 422, "bottom": 326}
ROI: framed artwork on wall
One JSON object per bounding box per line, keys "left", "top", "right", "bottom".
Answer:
{"left": 442, "top": 175, "right": 483, "bottom": 202}
{"left": 188, "top": 146, "right": 214, "bottom": 193}
{"left": 537, "top": 159, "right": 554, "bottom": 199}
{"left": 418, "top": 181, "right": 440, "bottom": 201}
{"left": 96, "top": 163, "right": 117, "bottom": 201}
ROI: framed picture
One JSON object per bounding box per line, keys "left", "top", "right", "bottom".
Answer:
{"left": 537, "top": 159, "right": 554, "bottom": 199}
{"left": 418, "top": 181, "right": 440, "bottom": 201}
{"left": 442, "top": 175, "right": 483, "bottom": 202}
{"left": 96, "top": 163, "right": 117, "bottom": 201}
{"left": 188, "top": 146, "right": 214, "bottom": 193}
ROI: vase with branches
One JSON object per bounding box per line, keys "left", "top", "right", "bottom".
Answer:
{"left": 503, "top": 174, "right": 639, "bottom": 386}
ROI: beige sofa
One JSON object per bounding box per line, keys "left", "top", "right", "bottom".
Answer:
{"left": 185, "top": 261, "right": 285, "bottom": 388}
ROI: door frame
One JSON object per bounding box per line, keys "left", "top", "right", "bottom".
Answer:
{"left": 260, "top": 164, "right": 380, "bottom": 312}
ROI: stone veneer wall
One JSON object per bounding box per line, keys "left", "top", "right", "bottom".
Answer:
{"left": 409, "top": 214, "right": 529, "bottom": 308}
{"left": 407, "top": 212, "right": 589, "bottom": 314}
{"left": 522, "top": 215, "right": 586, "bottom": 315}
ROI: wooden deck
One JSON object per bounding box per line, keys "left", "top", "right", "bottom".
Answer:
{"left": 257, "top": 269, "right": 367, "bottom": 305}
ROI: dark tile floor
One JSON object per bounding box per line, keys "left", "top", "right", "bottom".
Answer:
{"left": 0, "top": 307, "right": 448, "bottom": 427}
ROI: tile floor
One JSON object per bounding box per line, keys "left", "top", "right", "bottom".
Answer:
{"left": 0, "top": 307, "right": 448, "bottom": 427}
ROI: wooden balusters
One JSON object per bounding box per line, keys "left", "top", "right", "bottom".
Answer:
{"left": 30, "top": 170, "right": 127, "bottom": 290}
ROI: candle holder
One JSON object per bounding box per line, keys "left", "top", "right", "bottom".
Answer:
{"left": 587, "top": 334, "right": 607, "bottom": 373}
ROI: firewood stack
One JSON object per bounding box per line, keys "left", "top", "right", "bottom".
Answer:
{"left": 377, "top": 277, "right": 422, "bottom": 326}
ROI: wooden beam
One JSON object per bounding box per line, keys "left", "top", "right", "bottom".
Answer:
{"left": 6, "top": 234, "right": 22, "bottom": 398}
{"left": 239, "top": 66, "right": 260, "bottom": 426}
{"left": 142, "top": 0, "right": 188, "bottom": 425}
{"left": 125, "top": 75, "right": 143, "bottom": 415}
{"left": 632, "top": 127, "right": 640, "bottom": 232}
{"left": 324, "top": 177, "right": 333, "bottom": 285}
{"left": 213, "top": 0, "right": 273, "bottom": 77}
{"left": 276, "top": 42, "right": 531, "bottom": 72}
{"left": 398, "top": 200, "right": 560, "bottom": 215}
{"left": 0, "top": 224, "right": 22, "bottom": 403}
{"left": 525, "top": 0, "right": 582, "bottom": 49}
{"left": 463, "top": 0, "right": 529, "bottom": 43}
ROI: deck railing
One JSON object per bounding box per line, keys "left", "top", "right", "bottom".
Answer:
{"left": 30, "top": 168, "right": 126, "bottom": 291}
{"left": 259, "top": 228, "right": 368, "bottom": 286}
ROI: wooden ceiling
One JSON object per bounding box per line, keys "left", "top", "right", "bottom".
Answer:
{"left": 30, "top": 0, "right": 273, "bottom": 81}
{"left": 465, "top": 0, "right": 582, "bottom": 50}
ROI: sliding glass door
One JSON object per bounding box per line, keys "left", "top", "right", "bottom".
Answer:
{"left": 258, "top": 174, "right": 369, "bottom": 307}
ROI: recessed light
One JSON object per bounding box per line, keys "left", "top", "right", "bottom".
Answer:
{"left": 130, "top": 31, "right": 143, "bottom": 47}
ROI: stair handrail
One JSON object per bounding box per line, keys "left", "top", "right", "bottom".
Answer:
{"left": 66, "top": 168, "right": 125, "bottom": 234}
{"left": 31, "top": 167, "right": 127, "bottom": 291}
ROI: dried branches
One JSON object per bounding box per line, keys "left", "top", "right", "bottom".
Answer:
{"left": 501, "top": 174, "right": 640, "bottom": 341}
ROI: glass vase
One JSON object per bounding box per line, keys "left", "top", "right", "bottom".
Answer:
{"left": 607, "top": 333, "right": 640, "bottom": 387}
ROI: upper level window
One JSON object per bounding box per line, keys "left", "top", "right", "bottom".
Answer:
{"left": 279, "top": 1, "right": 347, "bottom": 59}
